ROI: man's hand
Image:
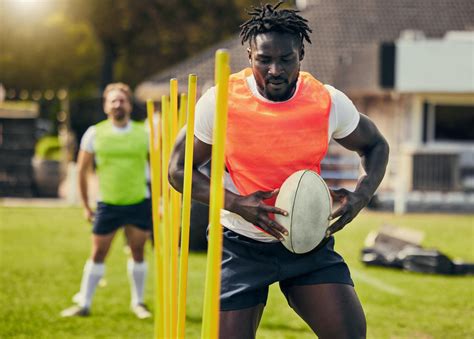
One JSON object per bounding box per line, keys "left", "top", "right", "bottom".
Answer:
{"left": 326, "top": 188, "right": 370, "bottom": 237}
{"left": 83, "top": 208, "right": 95, "bottom": 223}
{"left": 227, "top": 189, "right": 289, "bottom": 241}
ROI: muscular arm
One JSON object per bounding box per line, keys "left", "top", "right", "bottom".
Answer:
{"left": 168, "top": 128, "right": 213, "bottom": 204}
{"left": 327, "top": 114, "right": 389, "bottom": 235}
{"left": 77, "top": 150, "right": 95, "bottom": 222}
{"left": 168, "top": 129, "right": 288, "bottom": 240}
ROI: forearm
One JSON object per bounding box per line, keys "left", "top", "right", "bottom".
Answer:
{"left": 355, "top": 138, "right": 389, "bottom": 201}
{"left": 78, "top": 170, "right": 91, "bottom": 211}
{"left": 169, "top": 166, "right": 240, "bottom": 209}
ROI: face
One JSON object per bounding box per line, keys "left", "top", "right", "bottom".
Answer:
{"left": 248, "top": 31, "right": 304, "bottom": 101}
{"left": 103, "top": 89, "right": 132, "bottom": 122}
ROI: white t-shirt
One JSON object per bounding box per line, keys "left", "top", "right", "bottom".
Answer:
{"left": 194, "top": 75, "right": 360, "bottom": 242}
{"left": 80, "top": 121, "right": 150, "bottom": 200}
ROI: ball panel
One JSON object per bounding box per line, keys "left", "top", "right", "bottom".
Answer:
{"left": 275, "top": 170, "right": 331, "bottom": 254}
{"left": 275, "top": 170, "right": 305, "bottom": 253}
{"left": 291, "top": 171, "right": 331, "bottom": 253}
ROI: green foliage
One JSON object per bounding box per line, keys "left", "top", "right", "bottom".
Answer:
{"left": 34, "top": 136, "right": 62, "bottom": 161}
{"left": 0, "top": 0, "right": 261, "bottom": 93}
{"left": 0, "top": 0, "right": 101, "bottom": 92}
{"left": 0, "top": 207, "right": 473, "bottom": 338}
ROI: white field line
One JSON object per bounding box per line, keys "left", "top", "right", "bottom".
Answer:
{"left": 351, "top": 268, "right": 405, "bottom": 296}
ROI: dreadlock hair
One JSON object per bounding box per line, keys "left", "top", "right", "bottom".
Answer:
{"left": 240, "top": 1, "right": 312, "bottom": 48}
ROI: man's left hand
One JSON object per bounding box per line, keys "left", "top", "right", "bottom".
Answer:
{"left": 326, "top": 188, "right": 370, "bottom": 237}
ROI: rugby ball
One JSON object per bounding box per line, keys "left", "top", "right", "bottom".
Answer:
{"left": 275, "top": 170, "right": 332, "bottom": 254}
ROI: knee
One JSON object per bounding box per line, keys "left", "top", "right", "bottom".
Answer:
{"left": 129, "top": 245, "right": 145, "bottom": 262}
{"left": 91, "top": 247, "right": 108, "bottom": 262}
{"left": 91, "top": 253, "right": 106, "bottom": 263}
{"left": 346, "top": 318, "right": 366, "bottom": 339}
{"left": 330, "top": 316, "right": 366, "bottom": 339}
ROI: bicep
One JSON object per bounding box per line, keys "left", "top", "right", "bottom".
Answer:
{"left": 170, "top": 128, "right": 212, "bottom": 170}
{"left": 335, "top": 114, "right": 384, "bottom": 155}
{"left": 77, "top": 150, "right": 94, "bottom": 173}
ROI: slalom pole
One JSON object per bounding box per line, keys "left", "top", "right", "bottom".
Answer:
{"left": 201, "top": 49, "right": 230, "bottom": 339}
{"left": 160, "top": 95, "right": 171, "bottom": 339}
{"left": 146, "top": 100, "right": 164, "bottom": 339}
{"left": 177, "top": 74, "right": 197, "bottom": 338}
{"left": 169, "top": 79, "right": 180, "bottom": 339}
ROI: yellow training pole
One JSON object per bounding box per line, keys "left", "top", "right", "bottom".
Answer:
{"left": 161, "top": 95, "right": 171, "bottom": 339}
{"left": 146, "top": 100, "right": 164, "bottom": 339}
{"left": 177, "top": 74, "right": 197, "bottom": 338}
{"left": 169, "top": 79, "right": 180, "bottom": 339}
{"left": 178, "top": 92, "right": 188, "bottom": 129}
{"left": 201, "top": 49, "right": 230, "bottom": 339}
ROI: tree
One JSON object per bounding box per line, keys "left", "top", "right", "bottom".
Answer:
{"left": 0, "top": 0, "right": 100, "bottom": 93}
{"left": 1, "top": 0, "right": 276, "bottom": 93}
{"left": 64, "top": 0, "right": 259, "bottom": 88}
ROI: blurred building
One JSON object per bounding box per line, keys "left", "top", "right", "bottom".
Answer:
{"left": 0, "top": 102, "right": 39, "bottom": 197}
{"left": 136, "top": 0, "right": 474, "bottom": 212}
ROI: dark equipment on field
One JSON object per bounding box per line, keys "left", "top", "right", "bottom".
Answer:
{"left": 361, "top": 225, "right": 474, "bottom": 275}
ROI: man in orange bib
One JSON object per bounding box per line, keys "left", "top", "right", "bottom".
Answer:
{"left": 170, "top": 2, "right": 389, "bottom": 338}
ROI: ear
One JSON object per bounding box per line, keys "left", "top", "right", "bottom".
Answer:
{"left": 299, "top": 46, "right": 305, "bottom": 61}
{"left": 247, "top": 47, "right": 252, "bottom": 65}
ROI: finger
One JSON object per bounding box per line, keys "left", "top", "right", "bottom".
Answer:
{"left": 260, "top": 214, "right": 288, "bottom": 236}
{"left": 329, "top": 188, "right": 348, "bottom": 201}
{"left": 258, "top": 216, "right": 287, "bottom": 240}
{"left": 260, "top": 204, "right": 288, "bottom": 216}
{"left": 330, "top": 204, "right": 346, "bottom": 220}
{"left": 326, "top": 213, "right": 351, "bottom": 237}
{"left": 258, "top": 188, "right": 279, "bottom": 200}
{"left": 258, "top": 220, "right": 285, "bottom": 241}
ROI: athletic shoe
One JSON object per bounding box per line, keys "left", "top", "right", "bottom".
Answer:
{"left": 60, "top": 305, "right": 90, "bottom": 317}
{"left": 72, "top": 292, "right": 83, "bottom": 304}
{"left": 131, "top": 303, "right": 152, "bottom": 319}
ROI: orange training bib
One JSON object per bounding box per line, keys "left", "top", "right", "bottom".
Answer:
{"left": 225, "top": 68, "right": 331, "bottom": 206}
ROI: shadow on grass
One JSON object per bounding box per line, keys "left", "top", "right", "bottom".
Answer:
{"left": 185, "top": 314, "right": 309, "bottom": 333}
{"left": 259, "top": 323, "right": 310, "bottom": 333}
{"left": 185, "top": 314, "right": 203, "bottom": 324}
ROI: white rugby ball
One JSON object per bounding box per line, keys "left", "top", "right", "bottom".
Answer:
{"left": 275, "top": 170, "right": 332, "bottom": 254}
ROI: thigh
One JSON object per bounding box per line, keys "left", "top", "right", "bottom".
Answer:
{"left": 286, "top": 283, "right": 366, "bottom": 339}
{"left": 124, "top": 225, "right": 150, "bottom": 261}
{"left": 91, "top": 231, "right": 117, "bottom": 262}
{"left": 220, "top": 304, "right": 265, "bottom": 339}
{"left": 220, "top": 230, "right": 278, "bottom": 311}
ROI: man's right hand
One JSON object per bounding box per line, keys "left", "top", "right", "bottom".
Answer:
{"left": 83, "top": 208, "right": 95, "bottom": 223}
{"left": 226, "top": 189, "right": 289, "bottom": 241}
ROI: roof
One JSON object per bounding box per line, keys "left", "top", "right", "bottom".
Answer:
{"left": 135, "top": 0, "right": 474, "bottom": 101}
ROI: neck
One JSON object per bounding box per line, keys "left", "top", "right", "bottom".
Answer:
{"left": 259, "top": 82, "right": 298, "bottom": 102}
{"left": 109, "top": 117, "right": 129, "bottom": 128}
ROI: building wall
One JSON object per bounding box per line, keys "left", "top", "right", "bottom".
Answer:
{"left": 351, "top": 92, "right": 474, "bottom": 195}
{"left": 351, "top": 94, "right": 412, "bottom": 193}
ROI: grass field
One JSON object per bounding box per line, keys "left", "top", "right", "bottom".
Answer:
{"left": 0, "top": 206, "right": 473, "bottom": 338}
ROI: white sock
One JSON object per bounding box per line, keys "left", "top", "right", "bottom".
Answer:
{"left": 77, "top": 260, "right": 105, "bottom": 308}
{"left": 127, "top": 259, "right": 147, "bottom": 306}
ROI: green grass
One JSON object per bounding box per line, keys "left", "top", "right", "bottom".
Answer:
{"left": 0, "top": 207, "right": 473, "bottom": 338}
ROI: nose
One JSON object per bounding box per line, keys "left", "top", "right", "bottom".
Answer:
{"left": 268, "top": 62, "right": 283, "bottom": 77}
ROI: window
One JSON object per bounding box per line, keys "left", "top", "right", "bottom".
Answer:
{"left": 423, "top": 103, "right": 474, "bottom": 143}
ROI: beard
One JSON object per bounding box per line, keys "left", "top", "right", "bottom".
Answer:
{"left": 264, "top": 80, "right": 297, "bottom": 102}
{"left": 111, "top": 108, "right": 126, "bottom": 121}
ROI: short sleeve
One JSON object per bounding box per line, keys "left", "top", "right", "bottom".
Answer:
{"left": 80, "top": 126, "right": 96, "bottom": 153}
{"left": 325, "top": 85, "right": 360, "bottom": 140}
{"left": 194, "top": 87, "right": 216, "bottom": 145}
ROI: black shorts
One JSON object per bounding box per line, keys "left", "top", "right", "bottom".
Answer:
{"left": 92, "top": 199, "right": 152, "bottom": 235}
{"left": 220, "top": 228, "right": 353, "bottom": 311}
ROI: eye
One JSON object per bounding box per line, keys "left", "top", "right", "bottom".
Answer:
{"left": 256, "top": 57, "right": 270, "bottom": 64}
